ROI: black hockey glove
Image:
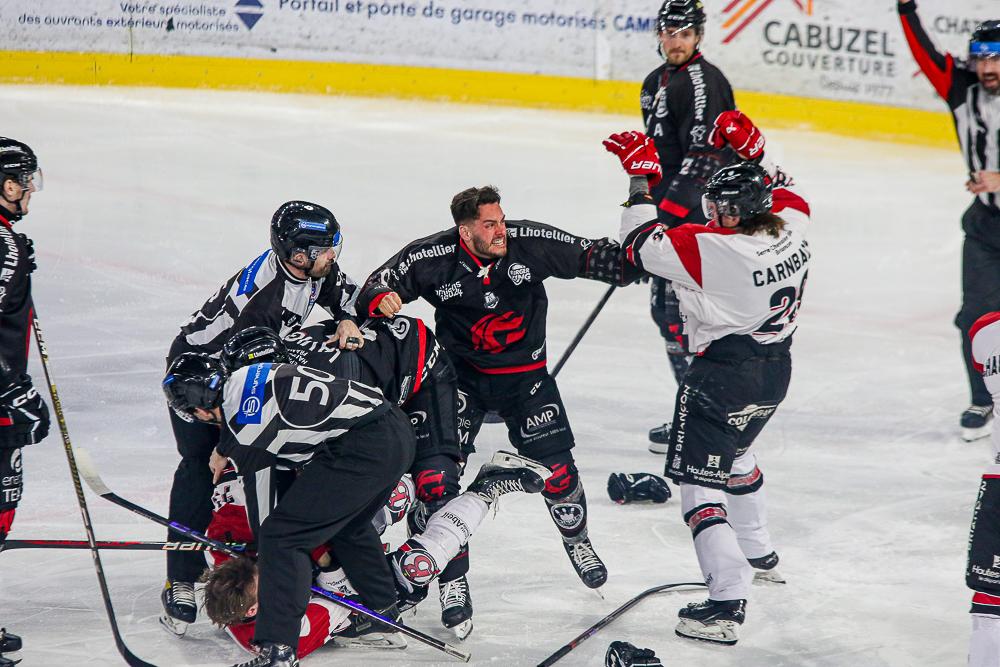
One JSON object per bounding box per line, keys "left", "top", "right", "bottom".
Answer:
{"left": 606, "top": 641, "right": 663, "bottom": 667}
{"left": 18, "top": 234, "right": 36, "bottom": 273}
{"left": 0, "top": 375, "right": 50, "bottom": 448}
{"left": 581, "top": 238, "right": 646, "bottom": 286}
{"left": 607, "top": 472, "right": 671, "bottom": 505}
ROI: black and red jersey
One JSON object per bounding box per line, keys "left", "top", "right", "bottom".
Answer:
{"left": 357, "top": 222, "right": 608, "bottom": 374}
{"left": 641, "top": 53, "right": 738, "bottom": 226}
{"left": 0, "top": 210, "right": 34, "bottom": 383}
{"left": 899, "top": 1, "right": 1000, "bottom": 212}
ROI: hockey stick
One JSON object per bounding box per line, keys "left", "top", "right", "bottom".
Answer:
{"left": 74, "top": 449, "right": 472, "bottom": 663}
{"left": 1, "top": 538, "right": 245, "bottom": 552}
{"left": 31, "top": 312, "right": 158, "bottom": 667}
{"left": 537, "top": 581, "right": 707, "bottom": 666}
{"left": 551, "top": 284, "right": 617, "bottom": 379}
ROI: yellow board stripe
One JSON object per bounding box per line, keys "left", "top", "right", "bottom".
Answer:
{"left": 0, "top": 49, "right": 955, "bottom": 148}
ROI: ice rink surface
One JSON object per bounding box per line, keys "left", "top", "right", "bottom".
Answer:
{"left": 0, "top": 84, "right": 985, "bottom": 666}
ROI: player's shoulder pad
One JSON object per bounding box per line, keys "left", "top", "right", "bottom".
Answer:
{"left": 386, "top": 227, "right": 458, "bottom": 280}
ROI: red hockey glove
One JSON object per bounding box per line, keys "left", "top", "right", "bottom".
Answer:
{"left": 709, "top": 111, "right": 765, "bottom": 161}
{"left": 603, "top": 131, "right": 663, "bottom": 188}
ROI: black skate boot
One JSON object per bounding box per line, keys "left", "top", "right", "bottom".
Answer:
{"left": 748, "top": 551, "right": 786, "bottom": 584}
{"left": 332, "top": 605, "right": 407, "bottom": 650}
{"left": 675, "top": 598, "right": 746, "bottom": 645}
{"left": 466, "top": 450, "right": 548, "bottom": 504}
{"left": 563, "top": 538, "right": 608, "bottom": 589}
{"left": 0, "top": 655, "right": 18, "bottom": 667}
{"left": 962, "top": 405, "right": 994, "bottom": 442}
{"left": 648, "top": 423, "right": 670, "bottom": 455}
{"left": 159, "top": 580, "right": 197, "bottom": 637}
{"left": 233, "top": 642, "right": 298, "bottom": 667}
{"left": 439, "top": 575, "right": 473, "bottom": 640}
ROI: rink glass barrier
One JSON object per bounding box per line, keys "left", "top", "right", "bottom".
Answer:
{"left": 0, "top": 0, "right": 988, "bottom": 148}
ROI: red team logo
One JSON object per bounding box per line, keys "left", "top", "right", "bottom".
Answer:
{"left": 471, "top": 311, "right": 526, "bottom": 353}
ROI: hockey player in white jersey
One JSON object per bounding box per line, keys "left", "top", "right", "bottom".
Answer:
{"left": 606, "top": 110, "right": 809, "bottom": 645}
{"left": 964, "top": 312, "right": 1000, "bottom": 666}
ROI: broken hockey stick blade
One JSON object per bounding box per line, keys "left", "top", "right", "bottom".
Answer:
{"left": 75, "top": 448, "right": 472, "bottom": 663}
{"left": 31, "top": 312, "right": 157, "bottom": 667}
{"left": 1, "top": 538, "right": 246, "bottom": 552}
{"left": 537, "top": 581, "right": 707, "bottom": 666}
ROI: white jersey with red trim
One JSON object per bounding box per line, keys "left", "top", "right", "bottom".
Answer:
{"left": 620, "top": 153, "right": 812, "bottom": 353}
{"left": 970, "top": 312, "right": 1000, "bottom": 458}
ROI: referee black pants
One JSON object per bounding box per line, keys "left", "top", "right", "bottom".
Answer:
{"left": 253, "top": 407, "right": 415, "bottom": 649}
{"left": 957, "top": 200, "right": 1000, "bottom": 406}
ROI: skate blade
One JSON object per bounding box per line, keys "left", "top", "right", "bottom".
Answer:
{"left": 491, "top": 450, "right": 551, "bottom": 479}
{"left": 332, "top": 633, "right": 408, "bottom": 649}
{"left": 450, "top": 619, "right": 474, "bottom": 640}
{"left": 648, "top": 441, "right": 668, "bottom": 455}
{"left": 0, "top": 651, "right": 22, "bottom": 665}
{"left": 675, "top": 618, "right": 739, "bottom": 645}
{"left": 753, "top": 569, "right": 787, "bottom": 585}
{"left": 963, "top": 424, "right": 993, "bottom": 442}
{"left": 158, "top": 613, "right": 189, "bottom": 638}
{"left": 591, "top": 587, "right": 606, "bottom": 601}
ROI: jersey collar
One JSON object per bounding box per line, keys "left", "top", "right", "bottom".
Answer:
{"left": 458, "top": 237, "right": 495, "bottom": 284}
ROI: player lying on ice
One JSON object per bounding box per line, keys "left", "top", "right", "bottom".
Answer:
{"left": 605, "top": 109, "right": 810, "bottom": 645}
{"left": 200, "top": 455, "right": 547, "bottom": 660}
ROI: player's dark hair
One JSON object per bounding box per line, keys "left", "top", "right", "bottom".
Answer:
{"left": 200, "top": 557, "right": 258, "bottom": 627}
{"left": 739, "top": 212, "right": 786, "bottom": 238}
{"left": 451, "top": 186, "right": 501, "bottom": 225}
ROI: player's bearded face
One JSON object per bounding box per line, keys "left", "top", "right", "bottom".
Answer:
{"left": 977, "top": 57, "right": 1000, "bottom": 95}
{"left": 660, "top": 27, "right": 699, "bottom": 66}
{"left": 464, "top": 204, "right": 507, "bottom": 259}
{"left": 307, "top": 247, "right": 337, "bottom": 278}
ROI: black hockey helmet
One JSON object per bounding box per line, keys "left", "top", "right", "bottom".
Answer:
{"left": 221, "top": 326, "right": 288, "bottom": 371}
{"left": 0, "top": 138, "right": 42, "bottom": 219}
{"left": 970, "top": 21, "right": 1000, "bottom": 60}
{"left": 162, "top": 353, "right": 227, "bottom": 421}
{"left": 657, "top": 0, "right": 706, "bottom": 35}
{"left": 701, "top": 161, "right": 773, "bottom": 222}
{"left": 270, "top": 201, "right": 342, "bottom": 265}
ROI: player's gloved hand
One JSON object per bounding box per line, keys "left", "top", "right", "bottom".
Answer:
{"left": 606, "top": 641, "right": 663, "bottom": 667}
{"left": 607, "top": 472, "right": 671, "bottom": 505}
{"left": 582, "top": 238, "right": 646, "bottom": 286}
{"left": 709, "top": 110, "right": 765, "bottom": 161}
{"left": 0, "top": 375, "right": 50, "bottom": 448}
{"left": 0, "top": 508, "right": 14, "bottom": 547}
{"left": 18, "top": 234, "right": 36, "bottom": 273}
{"left": 603, "top": 131, "right": 663, "bottom": 188}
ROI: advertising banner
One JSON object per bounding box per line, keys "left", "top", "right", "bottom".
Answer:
{"left": 0, "top": 0, "right": 996, "bottom": 112}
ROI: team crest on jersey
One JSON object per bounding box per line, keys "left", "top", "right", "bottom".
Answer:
{"left": 389, "top": 317, "right": 411, "bottom": 340}
{"left": 409, "top": 410, "right": 427, "bottom": 428}
{"left": 484, "top": 292, "right": 499, "bottom": 309}
{"left": 237, "top": 363, "right": 272, "bottom": 425}
{"left": 689, "top": 124, "right": 707, "bottom": 146}
{"left": 471, "top": 311, "right": 526, "bottom": 354}
{"left": 707, "top": 455, "right": 721, "bottom": 469}
{"left": 726, "top": 404, "right": 777, "bottom": 432}
{"left": 9, "top": 448, "right": 21, "bottom": 474}
{"left": 550, "top": 503, "right": 584, "bottom": 530}
{"left": 508, "top": 263, "right": 531, "bottom": 286}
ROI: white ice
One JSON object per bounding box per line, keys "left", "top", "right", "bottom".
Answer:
{"left": 0, "top": 84, "right": 983, "bottom": 666}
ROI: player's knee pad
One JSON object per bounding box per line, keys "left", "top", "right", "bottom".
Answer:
{"left": 725, "top": 453, "right": 764, "bottom": 496}
{"left": 537, "top": 452, "right": 580, "bottom": 500}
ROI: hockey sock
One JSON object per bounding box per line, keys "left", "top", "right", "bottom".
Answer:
{"left": 724, "top": 453, "right": 774, "bottom": 560}
{"left": 680, "top": 483, "right": 752, "bottom": 601}
{"left": 412, "top": 494, "right": 488, "bottom": 568}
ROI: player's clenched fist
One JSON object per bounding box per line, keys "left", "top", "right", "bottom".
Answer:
{"left": 709, "top": 110, "right": 765, "bottom": 161}
{"left": 603, "top": 131, "right": 663, "bottom": 187}
{"left": 377, "top": 291, "right": 403, "bottom": 317}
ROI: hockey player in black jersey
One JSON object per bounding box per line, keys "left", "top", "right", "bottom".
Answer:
{"left": 899, "top": 0, "right": 1000, "bottom": 441}
{"left": 222, "top": 319, "right": 474, "bottom": 637}
{"left": 639, "top": 0, "right": 738, "bottom": 450}
{"left": 0, "top": 138, "right": 48, "bottom": 667}
{"left": 160, "top": 201, "right": 364, "bottom": 635}
{"left": 357, "top": 186, "right": 637, "bottom": 594}
{"left": 163, "top": 354, "right": 415, "bottom": 667}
